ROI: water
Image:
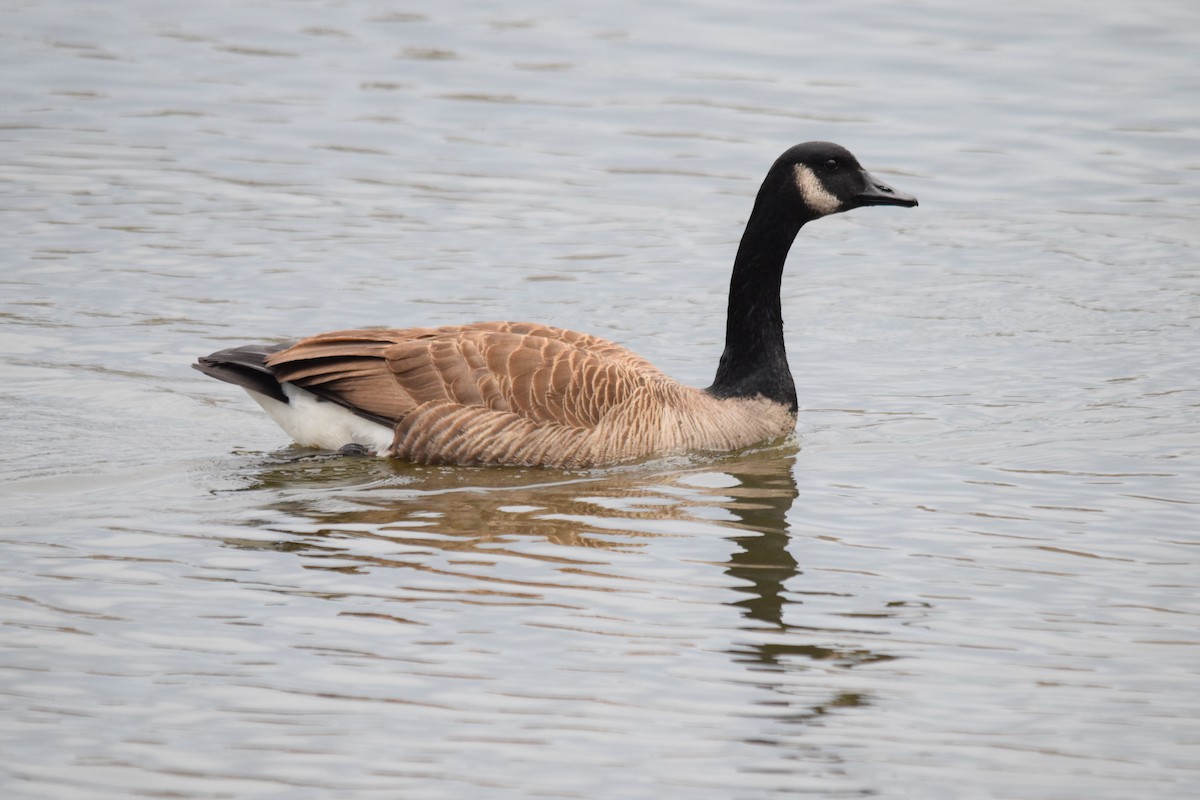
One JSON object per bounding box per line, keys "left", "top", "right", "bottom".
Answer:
{"left": 2, "top": 0, "right": 1198, "bottom": 797}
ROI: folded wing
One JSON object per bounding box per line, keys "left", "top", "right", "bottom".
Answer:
{"left": 264, "top": 322, "right": 670, "bottom": 465}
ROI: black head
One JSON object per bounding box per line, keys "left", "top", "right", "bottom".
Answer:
{"left": 766, "top": 141, "right": 918, "bottom": 220}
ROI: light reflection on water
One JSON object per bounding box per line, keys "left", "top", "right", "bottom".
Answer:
{"left": 2, "top": 0, "right": 1199, "bottom": 797}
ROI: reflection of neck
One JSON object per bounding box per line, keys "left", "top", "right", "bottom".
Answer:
{"left": 729, "top": 528, "right": 797, "bottom": 629}
{"left": 722, "top": 455, "right": 800, "bottom": 630}
{"left": 708, "top": 198, "right": 809, "bottom": 411}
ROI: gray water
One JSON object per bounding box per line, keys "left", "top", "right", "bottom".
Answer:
{"left": 2, "top": 1, "right": 1198, "bottom": 798}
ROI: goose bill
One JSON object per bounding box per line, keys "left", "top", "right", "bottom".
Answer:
{"left": 854, "top": 171, "right": 918, "bottom": 207}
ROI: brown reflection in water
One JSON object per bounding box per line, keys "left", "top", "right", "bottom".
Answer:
{"left": 224, "top": 446, "right": 892, "bottom": 679}
{"left": 230, "top": 449, "right": 788, "bottom": 554}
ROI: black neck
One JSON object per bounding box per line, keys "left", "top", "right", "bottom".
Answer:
{"left": 707, "top": 195, "right": 808, "bottom": 411}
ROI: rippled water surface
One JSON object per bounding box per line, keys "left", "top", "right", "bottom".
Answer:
{"left": 3, "top": 1, "right": 1199, "bottom": 798}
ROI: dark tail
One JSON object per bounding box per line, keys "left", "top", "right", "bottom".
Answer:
{"left": 194, "top": 343, "right": 292, "bottom": 404}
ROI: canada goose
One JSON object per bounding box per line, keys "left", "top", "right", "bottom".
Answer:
{"left": 195, "top": 142, "right": 917, "bottom": 468}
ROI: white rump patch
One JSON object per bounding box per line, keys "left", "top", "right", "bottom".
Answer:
{"left": 792, "top": 164, "right": 841, "bottom": 216}
{"left": 244, "top": 383, "right": 394, "bottom": 455}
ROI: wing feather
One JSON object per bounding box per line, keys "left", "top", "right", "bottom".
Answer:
{"left": 264, "top": 322, "right": 662, "bottom": 433}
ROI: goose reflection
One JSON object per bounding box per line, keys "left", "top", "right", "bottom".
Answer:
{"left": 717, "top": 451, "right": 891, "bottom": 683}
{"left": 225, "top": 449, "right": 753, "bottom": 553}
{"left": 218, "top": 446, "right": 890, "bottom": 680}
{"left": 721, "top": 454, "right": 799, "bottom": 629}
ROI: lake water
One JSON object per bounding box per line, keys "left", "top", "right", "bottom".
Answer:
{"left": 2, "top": 0, "right": 1198, "bottom": 797}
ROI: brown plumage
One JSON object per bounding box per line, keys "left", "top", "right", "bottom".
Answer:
{"left": 195, "top": 142, "right": 917, "bottom": 468}
{"left": 261, "top": 322, "right": 796, "bottom": 467}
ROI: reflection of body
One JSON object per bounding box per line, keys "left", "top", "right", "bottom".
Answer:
{"left": 245, "top": 448, "right": 887, "bottom": 678}
{"left": 238, "top": 445, "right": 884, "bottom": 719}
{"left": 197, "top": 143, "right": 915, "bottom": 467}
{"left": 240, "top": 445, "right": 802, "bottom": 553}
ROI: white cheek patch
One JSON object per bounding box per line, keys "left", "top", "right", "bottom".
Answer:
{"left": 792, "top": 164, "right": 842, "bottom": 216}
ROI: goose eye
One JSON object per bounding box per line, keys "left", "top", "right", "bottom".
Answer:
{"left": 824, "top": 159, "right": 839, "bottom": 171}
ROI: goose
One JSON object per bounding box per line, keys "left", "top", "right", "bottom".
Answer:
{"left": 195, "top": 141, "right": 917, "bottom": 468}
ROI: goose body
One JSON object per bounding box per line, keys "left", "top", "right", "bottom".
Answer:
{"left": 196, "top": 142, "right": 917, "bottom": 468}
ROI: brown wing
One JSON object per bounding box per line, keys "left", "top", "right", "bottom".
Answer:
{"left": 265, "top": 322, "right": 667, "bottom": 430}
{"left": 458, "top": 322, "right": 663, "bottom": 375}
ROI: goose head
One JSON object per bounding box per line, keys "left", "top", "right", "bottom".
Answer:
{"left": 763, "top": 141, "right": 918, "bottom": 221}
